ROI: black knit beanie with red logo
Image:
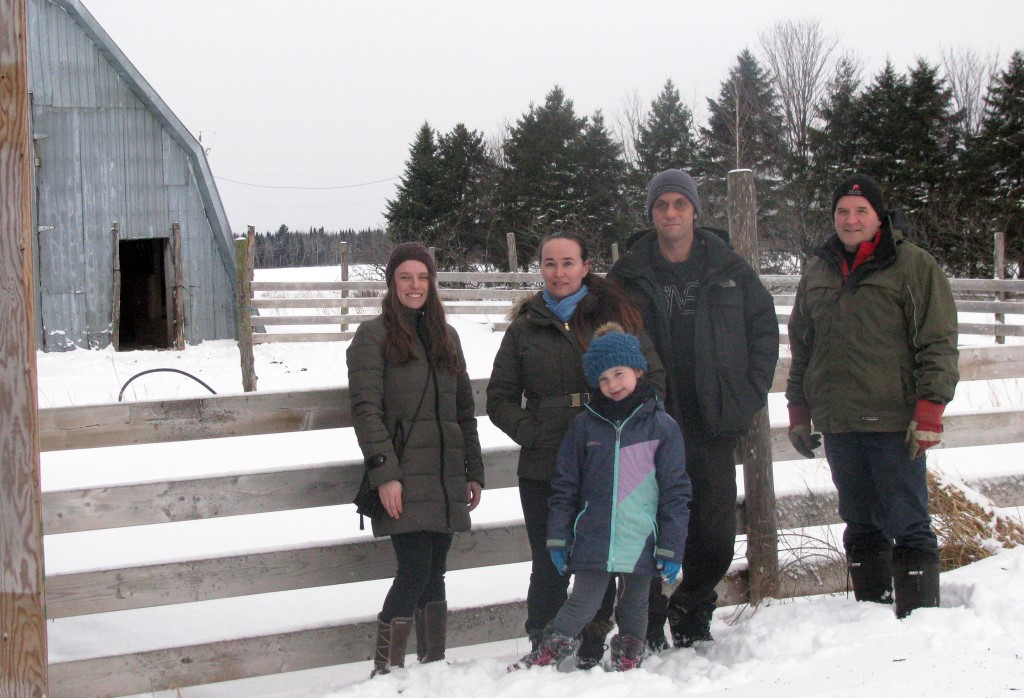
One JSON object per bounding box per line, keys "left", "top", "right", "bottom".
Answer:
{"left": 831, "top": 174, "right": 887, "bottom": 219}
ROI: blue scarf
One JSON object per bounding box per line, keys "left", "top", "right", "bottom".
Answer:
{"left": 543, "top": 284, "right": 589, "bottom": 323}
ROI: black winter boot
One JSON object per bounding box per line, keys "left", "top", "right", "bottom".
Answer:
{"left": 893, "top": 546, "right": 940, "bottom": 619}
{"left": 667, "top": 602, "right": 714, "bottom": 648}
{"left": 370, "top": 615, "right": 414, "bottom": 678}
{"left": 610, "top": 633, "right": 646, "bottom": 671}
{"left": 847, "top": 532, "right": 894, "bottom": 604}
{"left": 414, "top": 600, "right": 447, "bottom": 663}
{"left": 646, "top": 586, "right": 670, "bottom": 653}
{"left": 575, "top": 619, "right": 615, "bottom": 670}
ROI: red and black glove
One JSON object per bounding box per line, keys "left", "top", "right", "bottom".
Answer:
{"left": 907, "top": 399, "right": 944, "bottom": 460}
{"left": 787, "top": 404, "right": 821, "bottom": 459}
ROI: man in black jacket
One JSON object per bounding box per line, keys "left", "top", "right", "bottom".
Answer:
{"left": 609, "top": 169, "right": 779, "bottom": 650}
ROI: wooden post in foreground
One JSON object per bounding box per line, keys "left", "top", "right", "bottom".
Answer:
{"left": 0, "top": 0, "right": 50, "bottom": 694}
{"left": 236, "top": 230, "right": 257, "bottom": 392}
{"left": 727, "top": 169, "right": 779, "bottom": 605}
{"left": 506, "top": 232, "right": 519, "bottom": 290}
{"left": 339, "top": 241, "right": 349, "bottom": 333}
{"left": 995, "top": 232, "right": 1005, "bottom": 345}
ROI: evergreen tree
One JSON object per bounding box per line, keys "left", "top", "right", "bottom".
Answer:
{"left": 385, "top": 122, "right": 441, "bottom": 246}
{"left": 972, "top": 50, "right": 1024, "bottom": 276}
{"left": 495, "top": 86, "right": 589, "bottom": 268}
{"left": 634, "top": 79, "right": 697, "bottom": 176}
{"left": 697, "top": 49, "right": 786, "bottom": 258}
{"left": 434, "top": 123, "right": 497, "bottom": 269}
{"left": 573, "top": 110, "right": 632, "bottom": 261}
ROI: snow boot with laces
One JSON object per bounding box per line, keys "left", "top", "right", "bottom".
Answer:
{"left": 370, "top": 615, "right": 414, "bottom": 678}
{"left": 507, "top": 627, "right": 580, "bottom": 671}
{"left": 610, "top": 633, "right": 646, "bottom": 671}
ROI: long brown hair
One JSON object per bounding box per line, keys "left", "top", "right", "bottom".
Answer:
{"left": 539, "top": 232, "right": 643, "bottom": 346}
{"left": 381, "top": 270, "right": 464, "bottom": 373}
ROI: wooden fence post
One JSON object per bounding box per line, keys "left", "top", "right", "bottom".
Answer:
{"left": 0, "top": 0, "right": 50, "bottom": 693}
{"left": 111, "top": 221, "right": 121, "bottom": 350}
{"left": 506, "top": 232, "right": 518, "bottom": 290}
{"left": 236, "top": 231, "right": 257, "bottom": 392}
{"left": 727, "top": 169, "right": 779, "bottom": 605}
{"left": 611, "top": 242, "right": 619, "bottom": 265}
{"left": 339, "top": 241, "right": 349, "bottom": 333}
{"left": 172, "top": 222, "right": 185, "bottom": 350}
{"left": 995, "top": 232, "right": 1006, "bottom": 345}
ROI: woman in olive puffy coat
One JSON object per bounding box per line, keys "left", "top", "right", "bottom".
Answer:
{"left": 486, "top": 232, "right": 665, "bottom": 666}
{"left": 348, "top": 242, "right": 484, "bottom": 677}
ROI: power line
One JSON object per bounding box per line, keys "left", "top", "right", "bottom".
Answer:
{"left": 215, "top": 176, "right": 398, "bottom": 190}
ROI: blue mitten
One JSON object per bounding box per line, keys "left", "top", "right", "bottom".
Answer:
{"left": 549, "top": 549, "right": 568, "bottom": 576}
{"left": 658, "top": 558, "right": 681, "bottom": 584}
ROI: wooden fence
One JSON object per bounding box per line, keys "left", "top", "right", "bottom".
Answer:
{"left": 39, "top": 343, "right": 1024, "bottom": 696}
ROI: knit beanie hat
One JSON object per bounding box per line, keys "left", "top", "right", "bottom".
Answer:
{"left": 645, "top": 169, "right": 702, "bottom": 222}
{"left": 385, "top": 242, "right": 436, "bottom": 286}
{"left": 831, "top": 174, "right": 886, "bottom": 219}
{"left": 583, "top": 322, "right": 648, "bottom": 387}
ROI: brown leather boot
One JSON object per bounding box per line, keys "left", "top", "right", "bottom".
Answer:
{"left": 370, "top": 615, "right": 414, "bottom": 678}
{"left": 414, "top": 600, "right": 447, "bottom": 663}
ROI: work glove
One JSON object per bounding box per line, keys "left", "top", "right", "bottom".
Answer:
{"left": 907, "top": 399, "right": 944, "bottom": 460}
{"left": 549, "top": 549, "right": 567, "bottom": 576}
{"left": 657, "top": 558, "right": 681, "bottom": 585}
{"left": 787, "top": 404, "right": 821, "bottom": 459}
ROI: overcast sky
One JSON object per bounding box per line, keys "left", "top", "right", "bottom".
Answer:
{"left": 80, "top": 0, "right": 1023, "bottom": 235}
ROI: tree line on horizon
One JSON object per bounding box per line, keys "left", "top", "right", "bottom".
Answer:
{"left": 260, "top": 20, "right": 1023, "bottom": 279}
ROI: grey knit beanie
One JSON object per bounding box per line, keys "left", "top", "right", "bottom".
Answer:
{"left": 645, "top": 169, "right": 702, "bottom": 222}
{"left": 583, "top": 322, "right": 648, "bottom": 387}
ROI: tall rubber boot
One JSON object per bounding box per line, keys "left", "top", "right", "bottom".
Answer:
{"left": 893, "top": 546, "right": 940, "bottom": 619}
{"left": 667, "top": 601, "right": 714, "bottom": 648}
{"left": 847, "top": 532, "right": 894, "bottom": 604}
{"left": 370, "top": 615, "right": 414, "bottom": 678}
{"left": 414, "top": 600, "right": 447, "bottom": 663}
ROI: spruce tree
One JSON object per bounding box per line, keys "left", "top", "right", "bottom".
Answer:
{"left": 496, "top": 86, "right": 589, "bottom": 267}
{"left": 574, "top": 110, "right": 632, "bottom": 262}
{"left": 973, "top": 51, "right": 1024, "bottom": 276}
{"left": 435, "top": 123, "right": 497, "bottom": 269}
{"left": 697, "top": 49, "right": 786, "bottom": 259}
{"left": 385, "top": 122, "right": 441, "bottom": 246}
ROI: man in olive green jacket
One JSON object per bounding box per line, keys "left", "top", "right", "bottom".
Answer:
{"left": 785, "top": 174, "right": 958, "bottom": 619}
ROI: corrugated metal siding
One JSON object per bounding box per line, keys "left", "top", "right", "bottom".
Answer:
{"left": 28, "top": 0, "right": 235, "bottom": 351}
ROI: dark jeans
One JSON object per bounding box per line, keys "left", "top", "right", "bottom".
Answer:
{"left": 663, "top": 433, "right": 738, "bottom": 615}
{"left": 380, "top": 530, "right": 453, "bottom": 622}
{"left": 824, "top": 431, "right": 937, "bottom": 552}
{"left": 519, "top": 477, "right": 615, "bottom": 635}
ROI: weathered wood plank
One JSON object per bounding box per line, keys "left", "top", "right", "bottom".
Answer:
{"left": 252, "top": 332, "right": 356, "bottom": 344}
{"left": 37, "top": 349, "right": 1024, "bottom": 452}
{"left": 43, "top": 447, "right": 521, "bottom": 535}
{"left": 45, "top": 522, "right": 531, "bottom": 618}
{"left": 47, "top": 559, "right": 852, "bottom": 697}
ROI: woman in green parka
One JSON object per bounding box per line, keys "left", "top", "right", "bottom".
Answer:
{"left": 348, "top": 242, "right": 484, "bottom": 677}
{"left": 486, "top": 232, "right": 665, "bottom": 668}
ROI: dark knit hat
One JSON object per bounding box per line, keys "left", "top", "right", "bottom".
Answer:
{"left": 385, "top": 242, "right": 436, "bottom": 286}
{"left": 645, "top": 169, "right": 702, "bottom": 222}
{"left": 583, "top": 322, "right": 648, "bottom": 387}
{"left": 831, "top": 174, "right": 886, "bottom": 219}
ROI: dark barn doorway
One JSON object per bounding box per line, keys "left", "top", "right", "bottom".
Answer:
{"left": 117, "top": 238, "right": 172, "bottom": 350}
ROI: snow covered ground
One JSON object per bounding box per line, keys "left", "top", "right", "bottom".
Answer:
{"left": 35, "top": 266, "right": 1024, "bottom": 697}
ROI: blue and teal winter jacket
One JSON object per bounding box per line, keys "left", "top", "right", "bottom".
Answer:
{"left": 546, "top": 383, "right": 691, "bottom": 575}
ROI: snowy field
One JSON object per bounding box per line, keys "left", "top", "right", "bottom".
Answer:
{"left": 35, "top": 266, "right": 1024, "bottom": 697}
